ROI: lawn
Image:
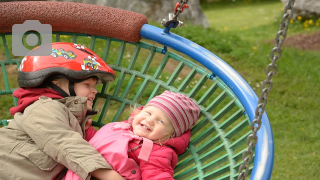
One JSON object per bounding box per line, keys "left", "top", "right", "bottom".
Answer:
{"left": 198, "top": 0, "right": 320, "bottom": 179}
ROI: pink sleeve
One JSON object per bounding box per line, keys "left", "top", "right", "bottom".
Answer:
{"left": 85, "top": 126, "right": 97, "bottom": 141}
{"left": 140, "top": 149, "right": 177, "bottom": 180}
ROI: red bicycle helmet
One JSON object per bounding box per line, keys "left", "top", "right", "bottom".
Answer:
{"left": 18, "top": 42, "right": 116, "bottom": 88}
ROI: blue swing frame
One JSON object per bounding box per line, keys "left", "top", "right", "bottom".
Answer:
{"left": 140, "top": 24, "right": 274, "bottom": 180}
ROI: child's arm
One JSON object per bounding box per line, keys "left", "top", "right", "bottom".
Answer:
{"left": 91, "top": 169, "right": 126, "bottom": 180}
{"left": 19, "top": 100, "right": 112, "bottom": 180}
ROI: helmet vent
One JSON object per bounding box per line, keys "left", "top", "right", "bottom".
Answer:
{"left": 78, "top": 48, "right": 95, "bottom": 57}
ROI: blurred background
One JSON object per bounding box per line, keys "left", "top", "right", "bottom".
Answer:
{"left": 0, "top": 0, "right": 319, "bottom": 179}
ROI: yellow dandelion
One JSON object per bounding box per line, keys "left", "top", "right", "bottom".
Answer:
{"left": 297, "top": 16, "right": 302, "bottom": 21}
{"left": 60, "top": 35, "right": 69, "bottom": 38}
{"left": 308, "top": 19, "right": 314, "bottom": 25}
{"left": 224, "top": 26, "right": 228, "bottom": 31}
{"left": 316, "top": 22, "right": 319, "bottom": 26}
{"left": 253, "top": 46, "right": 258, "bottom": 50}
{"left": 290, "top": 19, "right": 294, "bottom": 23}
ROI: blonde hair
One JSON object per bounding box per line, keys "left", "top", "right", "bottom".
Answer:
{"left": 54, "top": 78, "right": 69, "bottom": 86}
{"left": 157, "top": 130, "right": 175, "bottom": 146}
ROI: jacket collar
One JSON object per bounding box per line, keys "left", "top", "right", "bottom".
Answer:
{"left": 56, "top": 96, "right": 88, "bottom": 125}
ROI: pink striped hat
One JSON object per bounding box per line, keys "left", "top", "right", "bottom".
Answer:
{"left": 145, "top": 91, "right": 200, "bottom": 137}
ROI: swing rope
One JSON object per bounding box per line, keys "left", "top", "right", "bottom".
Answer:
{"left": 237, "top": 0, "right": 296, "bottom": 179}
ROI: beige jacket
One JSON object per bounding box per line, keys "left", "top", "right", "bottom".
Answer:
{"left": 0, "top": 96, "right": 111, "bottom": 180}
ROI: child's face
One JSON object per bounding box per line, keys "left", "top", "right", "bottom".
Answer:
{"left": 73, "top": 78, "right": 98, "bottom": 111}
{"left": 132, "top": 106, "right": 174, "bottom": 142}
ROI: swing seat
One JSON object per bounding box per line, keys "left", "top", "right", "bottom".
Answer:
{"left": 0, "top": 1, "right": 274, "bottom": 180}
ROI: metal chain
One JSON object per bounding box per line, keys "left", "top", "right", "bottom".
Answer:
{"left": 237, "top": 0, "right": 296, "bottom": 179}
{"left": 173, "top": 0, "right": 189, "bottom": 21}
{"left": 161, "top": 0, "right": 189, "bottom": 29}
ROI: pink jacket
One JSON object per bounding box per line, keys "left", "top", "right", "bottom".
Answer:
{"left": 64, "top": 121, "right": 191, "bottom": 180}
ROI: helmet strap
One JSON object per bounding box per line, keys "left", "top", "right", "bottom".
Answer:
{"left": 48, "top": 78, "right": 98, "bottom": 115}
{"left": 47, "top": 82, "right": 70, "bottom": 98}
{"left": 68, "top": 81, "right": 77, "bottom": 96}
{"left": 47, "top": 76, "right": 98, "bottom": 97}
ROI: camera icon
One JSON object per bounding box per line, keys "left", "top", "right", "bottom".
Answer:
{"left": 12, "top": 20, "right": 52, "bottom": 56}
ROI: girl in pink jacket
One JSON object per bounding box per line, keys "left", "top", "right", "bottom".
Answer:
{"left": 64, "top": 90, "right": 201, "bottom": 180}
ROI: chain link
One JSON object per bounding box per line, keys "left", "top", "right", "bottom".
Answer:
{"left": 237, "top": 0, "right": 295, "bottom": 179}
{"left": 173, "top": 0, "right": 189, "bottom": 20}
{"left": 161, "top": 0, "right": 189, "bottom": 28}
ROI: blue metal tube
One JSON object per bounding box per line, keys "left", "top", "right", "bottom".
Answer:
{"left": 140, "top": 24, "right": 274, "bottom": 180}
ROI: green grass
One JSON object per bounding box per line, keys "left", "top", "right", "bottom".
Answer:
{"left": 203, "top": 1, "right": 281, "bottom": 37}
{"left": 198, "top": 1, "right": 320, "bottom": 179}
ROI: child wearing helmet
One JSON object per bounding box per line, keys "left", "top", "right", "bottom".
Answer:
{"left": 0, "top": 42, "right": 125, "bottom": 180}
{"left": 64, "top": 90, "right": 201, "bottom": 180}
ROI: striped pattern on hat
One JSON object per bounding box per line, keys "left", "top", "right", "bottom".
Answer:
{"left": 145, "top": 91, "right": 200, "bottom": 137}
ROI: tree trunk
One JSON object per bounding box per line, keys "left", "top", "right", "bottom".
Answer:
{"left": 281, "top": 0, "right": 320, "bottom": 19}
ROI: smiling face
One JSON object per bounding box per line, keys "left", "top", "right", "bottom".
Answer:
{"left": 73, "top": 77, "right": 98, "bottom": 111}
{"left": 53, "top": 77, "right": 98, "bottom": 111}
{"left": 132, "top": 106, "right": 174, "bottom": 142}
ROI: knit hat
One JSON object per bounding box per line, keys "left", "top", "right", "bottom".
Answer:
{"left": 145, "top": 91, "right": 200, "bottom": 137}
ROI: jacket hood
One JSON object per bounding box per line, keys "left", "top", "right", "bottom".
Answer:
{"left": 162, "top": 130, "right": 191, "bottom": 155}
{"left": 9, "top": 88, "right": 63, "bottom": 116}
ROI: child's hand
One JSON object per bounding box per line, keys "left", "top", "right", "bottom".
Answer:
{"left": 85, "top": 118, "right": 92, "bottom": 130}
